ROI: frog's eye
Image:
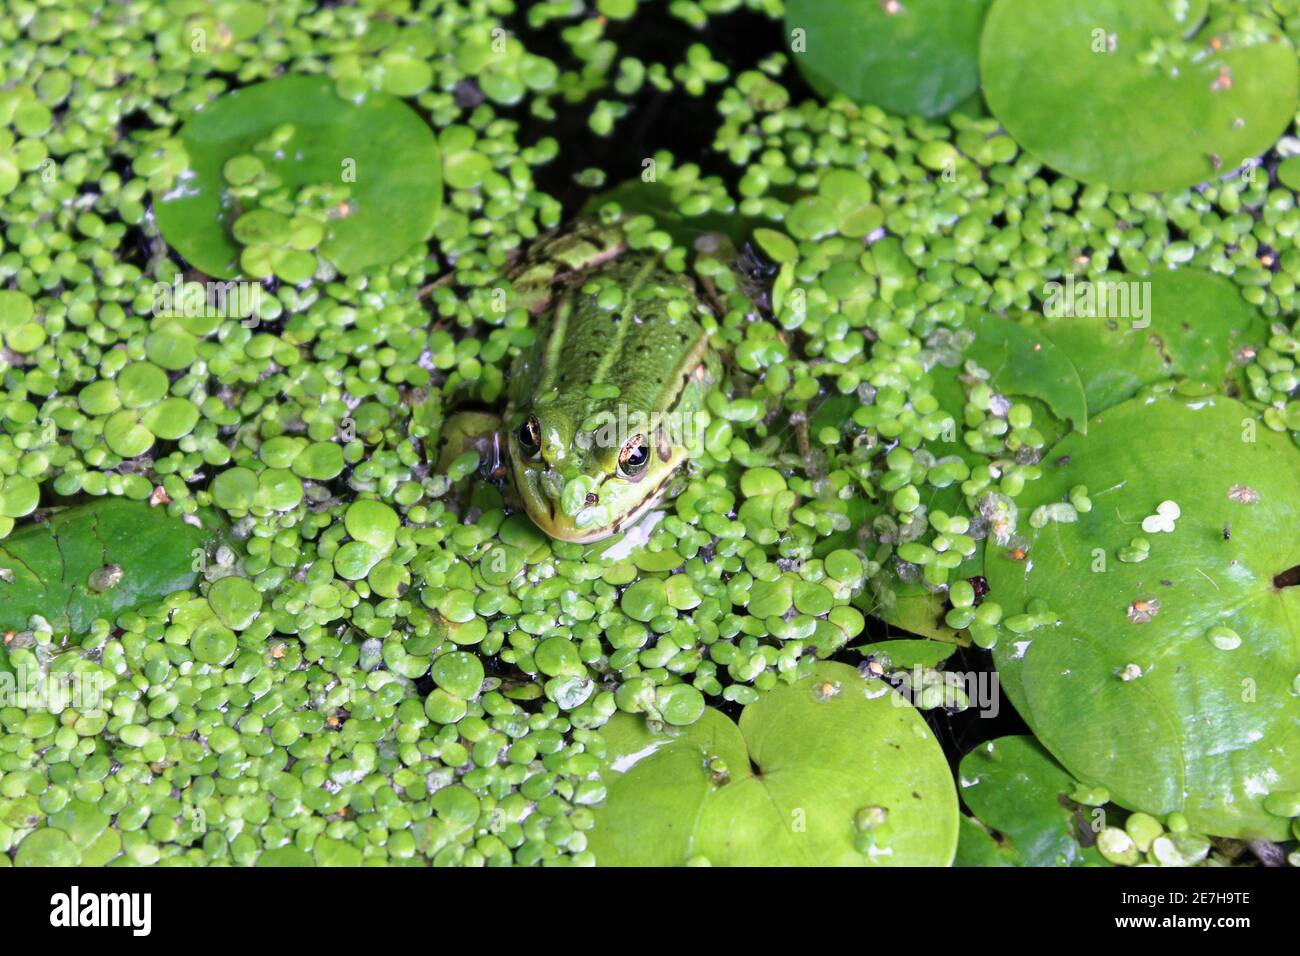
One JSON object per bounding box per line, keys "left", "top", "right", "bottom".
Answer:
{"left": 618, "top": 434, "right": 650, "bottom": 479}
{"left": 516, "top": 416, "right": 541, "bottom": 458}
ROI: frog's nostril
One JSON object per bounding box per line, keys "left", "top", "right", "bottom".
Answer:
{"left": 540, "top": 432, "right": 567, "bottom": 468}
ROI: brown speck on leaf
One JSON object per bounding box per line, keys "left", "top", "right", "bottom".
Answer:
{"left": 816, "top": 680, "right": 841, "bottom": 700}
{"left": 881, "top": 0, "right": 903, "bottom": 14}
{"left": 1209, "top": 152, "right": 1223, "bottom": 170}
{"left": 149, "top": 486, "right": 171, "bottom": 507}
{"left": 271, "top": 645, "right": 286, "bottom": 659}
{"left": 1228, "top": 484, "right": 1260, "bottom": 505}
{"left": 3, "top": 631, "right": 13, "bottom": 645}
{"left": 1127, "top": 597, "right": 1161, "bottom": 624}
{"left": 1211, "top": 67, "right": 1233, "bottom": 91}
{"left": 1209, "top": 36, "right": 1224, "bottom": 52}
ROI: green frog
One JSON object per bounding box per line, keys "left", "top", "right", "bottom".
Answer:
{"left": 441, "top": 220, "right": 727, "bottom": 543}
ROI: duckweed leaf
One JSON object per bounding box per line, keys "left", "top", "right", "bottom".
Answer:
{"left": 1278, "top": 155, "right": 1300, "bottom": 192}
{"left": 967, "top": 312, "right": 1088, "bottom": 434}
{"left": 590, "top": 662, "right": 958, "bottom": 865}
{"left": 786, "top": 0, "right": 992, "bottom": 118}
{"left": 985, "top": 395, "right": 1300, "bottom": 839}
{"left": 981, "top": 0, "right": 1298, "bottom": 191}
{"left": 0, "top": 498, "right": 223, "bottom": 637}
{"left": 155, "top": 75, "right": 441, "bottom": 277}
{"left": 959, "top": 735, "right": 1107, "bottom": 866}
{"left": 1037, "top": 269, "right": 1268, "bottom": 414}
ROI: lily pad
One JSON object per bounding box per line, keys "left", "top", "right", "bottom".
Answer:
{"left": 966, "top": 311, "right": 1089, "bottom": 434}
{"left": 155, "top": 75, "right": 441, "bottom": 277}
{"left": 981, "top": 0, "right": 1298, "bottom": 191}
{"left": 1037, "top": 269, "right": 1268, "bottom": 413}
{"left": 0, "top": 498, "right": 224, "bottom": 637}
{"left": 959, "top": 735, "right": 1107, "bottom": 866}
{"left": 986, "top": 395, "right": 1300, "bottom": 838}
{"left": 858, "top": 638, "right": 959, "bottom": 671}
{"left": 590, "top": 662, "right": 958, "bottom": 865}
{"left": 787, "top": 0, "right": 992, "bottom": 118}
{"left": 954, "top": 815, "right": 1017, "bottom": 866}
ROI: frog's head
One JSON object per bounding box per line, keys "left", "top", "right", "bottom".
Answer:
{"left": 506, "top": 404, "right": 687, "bottom": 543}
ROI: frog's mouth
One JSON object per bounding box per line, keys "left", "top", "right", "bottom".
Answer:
{"left": 511, "top": 462, "right": 682, "bottom": 544}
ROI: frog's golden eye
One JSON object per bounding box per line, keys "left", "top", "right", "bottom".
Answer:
{"left": 516, "top": 416, "right": 541, "bottom": 458}
{"left": 618, "top": 434, "right": 650, "bottom": 479}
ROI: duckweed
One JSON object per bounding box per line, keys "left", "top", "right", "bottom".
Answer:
{"left": 0, "top": 0, "right": 1296, "bottom": 871}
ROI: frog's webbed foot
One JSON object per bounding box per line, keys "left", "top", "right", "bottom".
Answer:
{"left": 437, "top": 411, "right": 506, "bottom": 479}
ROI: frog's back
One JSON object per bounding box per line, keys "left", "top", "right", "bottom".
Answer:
{"left": 509, "top": 251, "right": 710, "bottom": 431}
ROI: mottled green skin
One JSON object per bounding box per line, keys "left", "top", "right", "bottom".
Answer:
{"left": 503, "top": 227, "right": 718, "bottom": 542}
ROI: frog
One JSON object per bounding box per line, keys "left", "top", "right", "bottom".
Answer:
{"left": 439, "top": 219, "right": 729, "bottom": 543}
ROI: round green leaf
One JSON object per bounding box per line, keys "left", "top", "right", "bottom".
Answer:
{"left": 590, "top": 662, "right": 958, "bottom": 865}
{"left": 155, "top": 75, "right": 441, "bottom": 277}
{"left": 208, "top": 575, "right": 262, "bottom": 630}
{"left": 1279, "top": 155, "right": 1300, "bottom": 192}
{"left": 787, "top": 0, "right": 991, "bottom": 118}
{"left": 981, "top": 0, "right": 1299, "bottom": 191}
{"left": 986, "top": 395, "right": 1300, "bottom": 839}
{"left": 15, "top": 828, "right": 80, "bottom": 866}
{"left": 344, "top": 498, "right": 400, "bottom": 551}
{"left": 0, "top": 475, "right": 39, "bottom": 519}
{"left": 0, "top": 498, "right": 224, "bottom": 637}
{"left": 431, "top": 650, "right": 485, "bottom": 699}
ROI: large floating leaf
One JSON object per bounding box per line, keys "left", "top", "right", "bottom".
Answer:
{"left": 959, "top": 735, "right": 1107, "bottom": 866}
{"left": 0, "top": 498, "right": 223, "bottom": 639}
{"left": 859, "top": 638, "right": 958, "bottom": 671}
{"left": 1037, "top": 269, "right": 1268, "bottom": 413}
{"left": 967, "top": 311, "right": 1088, "bottom": 433}
{"left": 590, "top": 662, "right": 958, "bottom": 865}
{"left": 155, "top": 75, "right": 441, "bottom": 277}
{"left": 981, "top": 0, "right": 1298, "bottom": 191}
{"left": 787, "top": 0, "right": 992, "bottom": 118}
{"left": 986, "top": 395, "right": 1300, "bottom": 839}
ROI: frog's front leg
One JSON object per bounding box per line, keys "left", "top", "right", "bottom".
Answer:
{"left": 437, "top": 411, "right": 507, "bottom": 479}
